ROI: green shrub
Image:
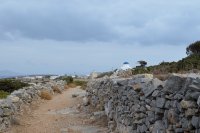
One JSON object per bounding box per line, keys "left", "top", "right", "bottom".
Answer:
{"left": 0, "top": 90, "right": 10, "bottom": 99}
{"left": 132, "top": 55, "right": 200, "bottom": 75}
{"left": 58, "top": 76, "right": 73, "bottom": 83}
{"left": 96, "top": 71, "right": 114, "bottom": 78}
{"left": 73, "top": 80, "right": 88, "bottom": 90}
{"left": 0, "top": 79, "right": 29, "bottom": 93}
{"left": 132, "top": 68, "right": 150, "bottom": 75}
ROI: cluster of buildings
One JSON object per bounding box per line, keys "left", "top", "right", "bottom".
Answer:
{"left": 15, "top": 75, "right": 60, "bottom": 83}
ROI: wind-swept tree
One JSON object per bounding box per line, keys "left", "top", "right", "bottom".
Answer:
{"left": 138, "top": 60, "right": 147, "bottom": 67}
{"left": 186, "top": 41, "right": 200, "bottom": 55}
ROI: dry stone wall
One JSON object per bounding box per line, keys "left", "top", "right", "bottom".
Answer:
{"left": 0, "top": 80, "right": 65, "bottom": 132}
{"left": 86, "top": 74, "right": 200, "bottom": 133}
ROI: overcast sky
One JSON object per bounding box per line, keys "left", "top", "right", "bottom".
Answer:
{"left": 0, "top": 0, "right": 199, "bottom": 75}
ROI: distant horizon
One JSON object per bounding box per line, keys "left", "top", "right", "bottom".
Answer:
{"left": 0, "top": 53, "right": 187, "bottom": 76}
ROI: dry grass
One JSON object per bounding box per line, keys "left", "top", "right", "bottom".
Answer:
{"left": 154, "top": 74, "right": 169, "bottom": 81}
{"left": 68, "top": 83, "right": 77, "bottom": 88}
{"left": 73, "top": 80, "right": 88, "bottom": 90}
{"left": 64, "top": 83, "right": 77, "bottom": 89}
{"left": 64, "top": 80, "right": 88, "bottom": 90}
{"left": 64, "top": 84, "right": 69, "bottom": 89}
{"left": 52, "top": 86, "right": 62, "bottom": 94}
{"left": 40, "top": 90, "right": 52, "bottom": 100}
{"left": 132, "top": 83, "right": 141, "bottom": 92}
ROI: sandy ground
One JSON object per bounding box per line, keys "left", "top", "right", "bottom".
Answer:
{"left": 6, "top": 87, "right": 108, "bottom": 133}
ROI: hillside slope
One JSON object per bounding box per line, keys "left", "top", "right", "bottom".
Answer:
{"left": 133, "top": 54, "right": 200, "bottom": 75}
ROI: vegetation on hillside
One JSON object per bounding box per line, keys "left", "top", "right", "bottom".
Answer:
{"left": 0, "top": 79, "right": 29, "bottom": 99}
{"left": 64, "top": 79, "right": 88, "bottom": 90}
{"left": 186, "top": 41, "right": 200, "bottom": 55}
{"left": 57, "top": 76, "right": 73, "bottom": 83}
{"left": 133, "top": 41, "right": 200, "bottom": 75}
{"left": 58, "top": 75, "right": 88, "bottom": 90}
{"left": 96, "top": 71, "right": 115, "bottom": 78}
{"left": 0, "top": 90, "right": 10, "bottom": 99}
{"left": 73, "top": 80, "right": 88, "bottom": 90}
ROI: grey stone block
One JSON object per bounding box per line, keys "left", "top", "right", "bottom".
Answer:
{"left": 156, "top": 98, "right": 166, "bottom": 108}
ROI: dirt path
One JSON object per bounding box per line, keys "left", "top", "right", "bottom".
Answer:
{"left": 6, "top": 87, "right": 108, "bottom": 133}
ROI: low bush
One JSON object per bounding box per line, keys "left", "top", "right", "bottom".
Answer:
{"left": 0, "top": 90, "right": 9, "bottom": 99}
{"left": 73, "top": 80, "right": 88, "bottom": 90}
{"left": 64, "top": 80, "right": 88, "bottom": 90}
{"left": 96, "top": 71, "right": 114, "bottom": 78}
{"left": 0, "top": 79, "right": 29, "bottom": 93}
{"left": 67, "top": 83, "right": 77, "bottom": 88}
{"left": 52, "top": 86, "right": 62, "bottom": 94}
{"left": 57, "top": 76, "right": 88, "bottom": 90}
{"left": 64, "top": 84, "right": 69, "bottom": 89}
{"left": 40, "top": 90, "right": 52, "bottom": 100}
{"left": 57, "top": 76, "right": 73, "bottom": 83}
{"left": 154, "top": 74, "right": 170, "bottom": 81}
{"left": 132, "top": 68, "right": 150, "bottom": 75}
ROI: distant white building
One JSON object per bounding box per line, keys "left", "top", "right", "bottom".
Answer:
{"left": 23, "top": 76, "right": 36, "bottom": 80}
{"left": 35, "top": 76, "right": 43, "bottom": 79}
{"left": 50, "top": 76, "right": 59, "bottom": 80}
{"left": 120, "top": 62, "right": 131, "bottom": 70}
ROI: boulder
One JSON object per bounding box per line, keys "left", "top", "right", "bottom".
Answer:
{"left": 180, "top": 100, "right": 197, "bottom": 109}
{"left": 188, "top": 85, "right": 200, "bottom": 91}
{"left": 180, "top": 118, "right": 189, "bottom": 129}
{"left": 142, "top": 78, "right": 163, "bottom": 97}
{"left": 164, "top": 75, "right": 186, "bottom": 93}
{"left": 167, "top": 109, "right": 178, "bottom": 124}
{"left": 152, "top": 90, "right": 159, "bottom": 97}
{"left": 72, "top": 94, "right": 79, "bottom": 98}
{"left": 152, "top": 120, "right": 165, "bottom": 133}
{"left": 2, "top": 108, "right": 13, "bottom": 116}
{"left": 7, "top": 95, "right": 20, "bottom": 103}
{"left": 83, "top": 97, "right": 89, "bottom": 106}
{"left": 197, "top": 96, "right": 200, "bottom": 106}
{"left": 0, "top": 108, "right": 3, "bottom": 116}
{"left": 185, "top": 108, "right": 197, "bottom": 117}
{"left": 156, "top": 98, "right": 166, "bottom": 108}
{"left": 191, "top": 116, "right": 199, "bottom": 128}
{"left": 133, "top": 74, "right": 153, "bottom": 79}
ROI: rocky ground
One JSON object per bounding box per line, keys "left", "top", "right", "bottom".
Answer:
{"left": 5, "top": 87, "right": 108, "bottom": 133}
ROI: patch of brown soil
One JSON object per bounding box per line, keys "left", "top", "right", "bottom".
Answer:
{"left": 6, "top": 87, "right": 108, "bottom": 133}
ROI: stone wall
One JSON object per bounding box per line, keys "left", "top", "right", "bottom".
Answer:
{"left": 0, "top": 80, "right": 65, "bottom": 132}
{"left": 86, "top": 74, "right": 200, "bottom": 133}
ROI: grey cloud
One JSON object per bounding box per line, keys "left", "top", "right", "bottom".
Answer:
{"left": 0, "top": 0, "right": 200, "bottom": 45}
{"left": 0, "top": 0, "right": 117, "bottom": 41}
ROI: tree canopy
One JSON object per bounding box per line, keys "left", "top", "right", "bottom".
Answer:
{"left": 138, "top": 60, "right": 147, "bottom": 67}
{"left": 186, "top": 41, "right": 200, "bottom": 55}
